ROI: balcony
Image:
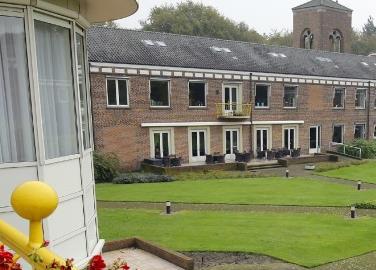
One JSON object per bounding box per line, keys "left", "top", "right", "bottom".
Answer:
{"left": 215, "top": 103, "right": 252, "bottom": 119}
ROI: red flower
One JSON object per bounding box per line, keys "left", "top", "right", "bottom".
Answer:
{"left": 0, "top": 245, "right": 16, "bottom": 270}
{"left": 121, "top": 263, "right": 130, "bottom": 270}
{"left": 89, "top": 256, "right": 106, "bottom": 270}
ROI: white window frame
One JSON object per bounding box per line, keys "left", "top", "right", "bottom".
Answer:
{"left": 374, "top": 124, "right": 376, "bottom": 139}
{"left": 222, "top": 83, "right": 243, "bottom": 105}
{"left": 332, "top": 124, "right": 344, "bottom": 144}
{"left": 254, "top": 83, "right": 271, "bottom": 109}
{"left": 283, "top": 85, "right": 298, "bottom": 109}
{"left": 149, "top": 127, "right": 175, "bottom": 158}
{"left": 354, "top": 123, "right": 366, "bottom": 139}
{"left": 355, "top": 88, "right": 367, "bottom": 110}
{"left": 332, "top": 87, "right": 345, "bottom": 109}
{"left": 309, "top": 125, "right": 321, "bottom": 154}
{"left": 106, "top": 77, "right": 130, "bottom": 108}
{"left": 188, "top": 80, "right": 207, "bottom": 108}
{"left": 223, "top": 126, "right": 242, "bottom": 161}
{"left": 188, "top": 126, "right": 210, "bottom": 163}
{"left": 150, "top": 78, "right": 171, "bottom": 108}
{"left": 282, "top": 125, "right": 299, "bottom": 150}
{"left": 253, "top": 125, "right": 272, "bottom": 154}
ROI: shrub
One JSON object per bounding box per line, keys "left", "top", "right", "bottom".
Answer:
{"left": 93, "top": 152, "right": 121, "bottom": 183}
{"left": 350, "top": 139, "right": 376, "bottom": 159}
{"left": 113, "top": 173, "right": 174, "bottom": 184}
{"left": 354, "top": 201, "right": 376, "bottom": 209}
{"left": 315, "top": 160, "right": 367, "bottom": 172}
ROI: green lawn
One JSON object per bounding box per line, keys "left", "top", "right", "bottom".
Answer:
{"left": 96, "top": 178, "right": 376, "bottom": 206}
{"left": 319, "top": 162, "right": 376, "bottom": 184}
{"left": 99, "top": 208, "right": 376, "bottom": 267}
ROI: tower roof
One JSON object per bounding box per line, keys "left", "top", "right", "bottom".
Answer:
{"left": 293, "top": 0, "right": 352, "bottom": 12}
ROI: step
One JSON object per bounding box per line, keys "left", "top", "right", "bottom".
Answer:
{"left": 247, "top": 164, "right": 284, "bottom": 170}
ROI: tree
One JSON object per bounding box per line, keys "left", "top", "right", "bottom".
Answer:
{"left": 141, "top": 1, "right": 264, "bottom": 43}
{"left": 264, "top": 30, "right": 293, "bottom": 47}
{"left": 362, "top": 16, "right": 376, "bottom": 37}
{"left": 95, "top": 21, "right": 120, "bottom": 28}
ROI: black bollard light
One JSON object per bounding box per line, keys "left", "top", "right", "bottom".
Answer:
{"left": 166, "top": 201, "right": 172, "bottom": 214}
{"left": 285, "top": 169, "right": 289, "bottom": 178}
{"left": 357, "top": 181, "right": 362, "bottom": 191}
{"left": 350, "top": 206, "right": 356, "bottom": 219}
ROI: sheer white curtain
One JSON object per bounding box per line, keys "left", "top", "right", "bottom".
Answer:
{"left": 0, "top": 16, "right": 35, "bottom": 163}
{"left": 35, "top": 20, "right": 78, "bottom": 159}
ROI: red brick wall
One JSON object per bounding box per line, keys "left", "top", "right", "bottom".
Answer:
{"left": 293, "top": 8, "right": 352, "bottom": 53}
{"left": 90, "top": 72, "right": 374, "bottom": 170}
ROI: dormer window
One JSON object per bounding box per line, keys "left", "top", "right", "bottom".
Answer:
{"left": 329, "top": 30, "right": 342, "bottom": 53}
{"left": 302, "top": 29, "right": 313, "bottom": 49}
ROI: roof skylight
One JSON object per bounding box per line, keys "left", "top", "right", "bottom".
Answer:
{"left": 142, "top": 40, "right": 154, "bottom": 46}
{"left": 316, "top": 57, "right": 333, "bottom": 63}
{"left": 155, "top": 41, "right": 167, "bottom": 47}
{"left": 268, "top": 52, "right": 287, "bottom": 58}
{"left": 142, "top": 40, "right": 167, "bottom": 47}
{"left": 361, "top": 62, "right": 369, "bottom": 66}
{"left": 210, "top": 46, "right": 232, "bottom": 53}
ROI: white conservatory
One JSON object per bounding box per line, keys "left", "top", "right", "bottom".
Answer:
{"left": 0, "top": 0, "right": 138, "bottom": 266}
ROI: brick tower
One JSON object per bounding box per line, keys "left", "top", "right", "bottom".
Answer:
{"left": 293, "top": 0, "right": 352, "bottom": 53}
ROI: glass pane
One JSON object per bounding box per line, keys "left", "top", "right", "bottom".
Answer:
{"left": 162, "top": 132, "right": 169, "bottom": 157}
{"left": 310, "top": 128, "right": 316, "bottom": 149}
{"left": 232, "top": 131, "right": 238, "bottom": 152}
{"left": 118, "top": 80, "right": 128, "bottom": 105}
{"left": 284, "top": 86, "right": 297, "bottom": 107}
{"left": 333, "top": 89, "right": 344, "bottom": 108}
{"left": 199, "top": 132, "right": 205, "bottom": 156}
{"left": 290, "top": 129, "right": 295, "bottom": 149}
{"left": 224, "top": 87, "right": 230, "bottom": 110}
{"left": 318, "top": 126, "right": 321, "bottom": 147}
{"left": 333, "top": 126, "right": 343, "bottom": 143}
{"left": 231, "top": 87, "right": 237, "bottom": 111}
{"left": 107, "top": 79, "right": 117, "bottom": 105}
{"left": 284, "top": 129, "right": 289, "bottom": 149}
{"left": 255, "top": 85, "right": 269, "bottom": 107}
{"left": 189, "top": 82, "right": 206, "bottom": 107}
{"left": 192, "top": 132, "right": 197, "bottom": 157}
{"left": 0, "top": 16, "right": 35, "bottom": 163}
{"left": 150, "top": 80, "right": 169, "bottom": 106}
{"left": 256, "top": 130, "right": 261, "bottom": 150}
{"left": 354, "top": 125, "right": 365, "bottom": 139}
{"left": 262, "top": 130, "right": 268, "bottom": 151}
{"left": 76, "top": 34, "right": 91, "bottom": 150}
{"left": 35, "top": 20, "right": 78, "bottom": 159}
{"left": 226, "top": 131, "right": 231, "bottom": 154}
{"left": 153, "top": 133, "right": 161, "bottom": 158}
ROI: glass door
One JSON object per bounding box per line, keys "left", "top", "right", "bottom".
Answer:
{"left": 256, "top": 128, "right": 269, "bottom": 152}
{"left": 191, "top": 130, "right": 207, "bottom": 162}
{"left": 309, "top": 126, "right": 321, "bottom": 154}
{"left": 284, "top": 128, "right": 296, "bottom": 150}
{"left": 224, "top": 85, "right": 239, "bottom": 114}
{"left": 153, "top": 131, "right": 170, "bottom": 158}
{"left": 225, "top": 129, "right": 240, "bottom": 161}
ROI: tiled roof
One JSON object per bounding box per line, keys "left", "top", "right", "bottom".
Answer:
{"left": 88, "top": 27, "right": 375, "bottom": 80}
{"left": 292, "top": 0, "right": 352, "bottom": 12}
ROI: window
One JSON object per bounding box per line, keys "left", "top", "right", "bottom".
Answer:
{"left": 332, "top": 125, "right": 344, "bottom": 144}
{"left": 355, "top": 89, "right": 366, "bottom": 109}
{"left": 283, "top": 86, "right": 298, "bottom": 108}
{"left": 0, "top": 16, "right": 35, "bottom": 163}
{"left": 189, "top": 81, "right": 206, "bottom": 107}
{"left": 302, "top": 29, "right": 313, "bottom": 49}
{"left": 35, "top": 19, "right": 78, "bottom": 159}
{"left": 255, "top": 84, "right": 270, "bottom": 108}
{"left": 76, "top": 33, "right": 91, "bottom": 150}
{"left": 150, "top": 79, "right": 170, "bottom": 107}
{"left": 106, "top": 78, "right": 129, "bottom": 107}
{"left": 329, "top": 30, "right": 342, "bottom": 53}
{"left": 354, "top": 124, "right": 366, "bottom": 139}
{"left": 374, "top": 125, "right": 376, "bottom": 139}
{"left": 151, "top": 130, "right": 171, "bottom": 158}
{"left": 283, "top": 127, "right": 297, "bottom": 150}
{"left": 333, "top": 88, "right": 345, "bottom": 108}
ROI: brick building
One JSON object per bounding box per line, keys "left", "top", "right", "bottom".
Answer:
{"left": 88, "top": 1, "right": 376, "bottom": 171}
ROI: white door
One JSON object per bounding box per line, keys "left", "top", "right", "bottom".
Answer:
{"left": 284, "top": 128, "right": 296, "bottom": 150}
{"left": 224, "top": 85, "right": 239, "bottom": 114}
{"left": 191, "top": 130, "right": 207, "bottom": 162}
{"left": 153, "top": 131, "right": 170, "bottom": 158}
{"left": 309, "top": 126, "right": 321, "bottom": 154}
{"left": 225, "top": 129, "right": 240, "bottom": 161}
{"left": 256, "top": 128, "right": 269, "bottom": 152}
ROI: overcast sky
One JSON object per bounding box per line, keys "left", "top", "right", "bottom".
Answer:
{"left": 117, "top": 0, "right": 376, "bottom": 34}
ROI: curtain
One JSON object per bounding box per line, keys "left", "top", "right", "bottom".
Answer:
{"left": 0, "top": 16, "right": 35, "bottom": 163}
{"left": 35, "top": 20, "right": 78, "bottom": 159}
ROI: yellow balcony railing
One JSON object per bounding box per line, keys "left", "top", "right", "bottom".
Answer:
{"left": 215, "top": 103, "right": 252, "bottom": 119}
{"left": 0, "top": 181, "right": 78, "bottom": 270}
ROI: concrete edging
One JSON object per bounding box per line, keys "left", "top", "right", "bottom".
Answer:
{"left": 103, "top": 237, "right": 194, "bottom": 270}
